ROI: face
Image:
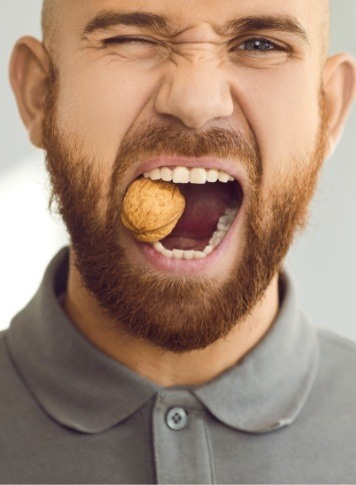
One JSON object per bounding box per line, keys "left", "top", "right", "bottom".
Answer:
{"left": 42, "top": 0, "right": 329, "bottom": 352}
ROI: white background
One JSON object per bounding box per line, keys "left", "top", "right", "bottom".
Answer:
{"left": 0, "top": 1, "right": 356, "bottom": 341}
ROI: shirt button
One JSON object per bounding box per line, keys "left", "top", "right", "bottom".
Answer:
{"left": 166, "top": 407, "right": 188, "bottom": 430}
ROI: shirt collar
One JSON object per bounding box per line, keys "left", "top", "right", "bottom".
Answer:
{"left": 193, "top": 271, "right": 320, "bottom": 432}
{"left": 7, "top": 248, "right": 319, "bottom": 434}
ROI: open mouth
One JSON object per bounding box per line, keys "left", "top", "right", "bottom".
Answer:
{"left": 138, "top": 165, "right": 244, "bottom": 261}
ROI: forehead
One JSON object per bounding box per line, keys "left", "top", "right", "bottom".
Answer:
{"left": 58, "top": 0, "right": 322, "bottom": 37}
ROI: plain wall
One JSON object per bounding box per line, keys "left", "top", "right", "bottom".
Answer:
{"left": 0, "top": 1, "right": 356, "bottom": 340}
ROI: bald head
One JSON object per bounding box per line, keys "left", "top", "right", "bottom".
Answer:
{"left": 41, "top": 0, "right": 53, "bottom": 50}
{"left": 319, "top": 0, "right": 331, "bottom": 62}
{"left": 41, "top": 0, "right": 53, "bottom": 40}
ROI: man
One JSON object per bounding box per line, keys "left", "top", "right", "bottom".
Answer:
{"left": 1, "top": 0, "right": 356, "bottom": 483}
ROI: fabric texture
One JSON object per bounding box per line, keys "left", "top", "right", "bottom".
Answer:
{"left": 0, "top": 247, "right": 356, "bottom": 484}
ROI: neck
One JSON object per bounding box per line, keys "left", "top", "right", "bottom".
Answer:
{"left": 63, "top": 253, "right": 280, "bottom": 388}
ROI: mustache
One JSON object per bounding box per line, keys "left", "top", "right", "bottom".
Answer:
{"left": 111, "top": 121, "right": 262, "bottom": 185}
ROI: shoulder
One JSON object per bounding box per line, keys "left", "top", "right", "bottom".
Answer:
{"left": 0, "top": 329, "right": 38, "bottom": 417}
{"left": 318, "top": 328, "right": 356, "bottom": 366}
{"left": 0, "top": 329, "right": 11, "bottom": 373}
{"left": 0, "top": 329, "right": 25, "bottom": 401}
{"left": 312, "top": 328, "right": 356, "bottom": 412}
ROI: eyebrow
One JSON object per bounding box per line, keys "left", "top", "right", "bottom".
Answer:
{"left": 82, "top": 10, "right": 309, "bottom": 45}
{"left": 83, "top": 11, "right": 174, "bottom": 36}
{"left": 221, "top": 15, "right": 309, "bottom": 44}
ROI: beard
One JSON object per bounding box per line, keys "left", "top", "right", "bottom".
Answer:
{"left": 42, "top": 63, "right": 329, "bottom": 353}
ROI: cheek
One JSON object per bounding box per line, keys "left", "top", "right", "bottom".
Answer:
{"left": 231, "top": 63, "right": 322, "bottom": 188}
{"left": 55, "top": 60, "right": 156, "bottom": 170}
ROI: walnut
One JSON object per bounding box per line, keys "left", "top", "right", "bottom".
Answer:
{"left": 121, "top": 178, "right": 186, "bottom": 243}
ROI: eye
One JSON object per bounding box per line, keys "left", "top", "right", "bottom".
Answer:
{"left": 103, "top": 36, "right": 158, "bottom": 47}
{"left": 101, "top": 36, "right": 166, "bottom": 60}
{"left": 233, "top": 37, "right": 288, "bottom": 54}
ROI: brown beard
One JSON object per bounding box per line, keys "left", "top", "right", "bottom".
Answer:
{"left": 42, "top": 61, "right": 329, "bottom": 353}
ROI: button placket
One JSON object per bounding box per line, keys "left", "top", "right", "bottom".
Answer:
{"left": 153, "top": 390, "right": 215, "bottom": 484}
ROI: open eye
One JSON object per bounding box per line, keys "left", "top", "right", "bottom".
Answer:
{"left": 233, "top": 37, "right": 289, "bottom": 54}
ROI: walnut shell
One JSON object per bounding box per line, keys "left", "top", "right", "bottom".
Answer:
{"left": 121, "top": 178, "right": 186, "bottom": 243}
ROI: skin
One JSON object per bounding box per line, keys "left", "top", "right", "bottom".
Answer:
{"left": 10, "top": 0, "right": 356, "bottom": 386}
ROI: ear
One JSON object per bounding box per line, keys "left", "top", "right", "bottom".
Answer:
{"left": 323, "top": 53, "right": 356, "bottom": 156}
{"left": 9, "top": 36, "right": 50, "bottom": 149}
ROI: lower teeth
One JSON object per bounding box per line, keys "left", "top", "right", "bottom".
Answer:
{"left": 152, "top": 201, "right": 239, "bottom": 260}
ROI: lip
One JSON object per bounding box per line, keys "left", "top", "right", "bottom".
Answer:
{"left": 133, "top": 198, "right": 245, "bottom": 276}
{"left": 129, "top": 156, "right": 247, "bottom": 194}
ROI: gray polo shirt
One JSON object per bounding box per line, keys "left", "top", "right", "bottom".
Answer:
{"left": 1, "top": 248, "right": 356, "bottom": 484}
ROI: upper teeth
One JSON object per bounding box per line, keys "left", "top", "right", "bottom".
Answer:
{"left": 143, "top": 166, "right": 234, "bottom": 184}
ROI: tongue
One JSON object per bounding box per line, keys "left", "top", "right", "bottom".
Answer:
{"left": 167, "top": 182, "right": 235, "bottom": 239}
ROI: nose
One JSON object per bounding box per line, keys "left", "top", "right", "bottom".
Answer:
{"left": 154, "top": 56, "right": 234, "bottom": 129}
